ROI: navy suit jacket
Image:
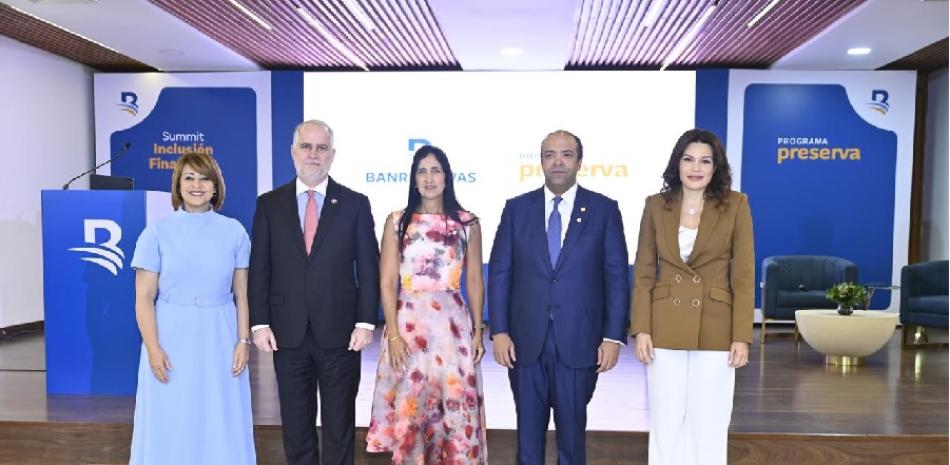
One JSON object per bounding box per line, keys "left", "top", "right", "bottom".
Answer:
{"left": 488, "top": 186, "right": 630, "bottom": 368}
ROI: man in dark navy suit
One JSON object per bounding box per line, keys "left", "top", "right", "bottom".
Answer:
{"left": 489, "top": 130, "right": 629, "bottom": 465}
{"left": 249, "top": 120, "right": 380, "bottom": 465}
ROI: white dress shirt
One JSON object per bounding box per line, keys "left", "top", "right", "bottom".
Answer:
{"left": 544, "top": 183, "right": 577, "bottom": 247}
{"left": 252, "top": 177, "right": 374, "bottom": 334}
{"left": 295, "top": 177, "right": 327, "bottom": 230}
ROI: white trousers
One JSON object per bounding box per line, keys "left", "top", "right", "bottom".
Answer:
{"left": 646, "top": 348, "right": 735, "bottom": 465}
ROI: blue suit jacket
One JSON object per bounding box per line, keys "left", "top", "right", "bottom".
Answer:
{"left": 488, "top": 186, "right": 630, "bottom": 368}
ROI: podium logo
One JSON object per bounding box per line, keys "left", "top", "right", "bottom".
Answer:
{"left": 69, "top": 220, "right": 125, "bottom": 276}
{"left": 118, "top": 92, "right": 139, "bottom": 116}
{"left": 868, "top": 89, "right": 889, "bottom": 115}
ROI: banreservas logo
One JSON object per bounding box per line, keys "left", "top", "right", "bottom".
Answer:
{"left": 868, "top": 89, "right": 890, "bottom": 115}
{"left": 364, "top": 138, "right": 478, "bottom": 183}
{"left": 68, "top": 219, "right": 125, "bottom": 276}
{"left": 407, "top": 138, "right": 431, "bottom": 155}
{"left": 366, "top": 172, "right": 477, "bottom": 183}
{"left": 118, "top": 92, "right": 139, "bottom": 116}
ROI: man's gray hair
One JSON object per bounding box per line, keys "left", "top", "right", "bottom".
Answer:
{"left": 292, "top": 119, "right": 335, "bottom": 148}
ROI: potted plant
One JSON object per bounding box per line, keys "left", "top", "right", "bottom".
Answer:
{"left": 826, "top": 282, "right": 868, "bottom": 316}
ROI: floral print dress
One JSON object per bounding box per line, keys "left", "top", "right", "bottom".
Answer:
{"left": 366, "top": 211, "right": 488, "bottom": 465}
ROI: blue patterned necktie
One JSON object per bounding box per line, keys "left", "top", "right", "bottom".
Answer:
{"left": 547, "top": 196, "right": 563, "bottom": 268}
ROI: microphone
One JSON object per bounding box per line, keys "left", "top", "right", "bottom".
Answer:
{"left": 62, "top": 142, "right": 132, "bottom": 190}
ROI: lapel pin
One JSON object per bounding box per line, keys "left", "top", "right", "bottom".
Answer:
{"left": 330, "top": 198, "right": 338, "bottom": 205}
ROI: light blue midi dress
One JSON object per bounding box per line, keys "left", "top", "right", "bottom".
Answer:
{"left": 128, "top": 209, "right": 256, "bottom": 465}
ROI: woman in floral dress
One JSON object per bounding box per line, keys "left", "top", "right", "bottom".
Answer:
{"left": 367, "top": 145, "right": 488, "bottom": 465}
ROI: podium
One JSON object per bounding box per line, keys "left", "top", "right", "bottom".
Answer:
{"left": 41, "top": 190, "right": 171, "bottom": 395}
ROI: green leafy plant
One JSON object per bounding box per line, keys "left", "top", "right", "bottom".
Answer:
{"left": 826, "top": 282, "right": 868, "bottom": 310}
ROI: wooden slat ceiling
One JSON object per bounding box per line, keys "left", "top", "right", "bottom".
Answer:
{"left": 148, "top": 0, "right": 460, "bottom": 70}
{"left": 147, "top": 0, "right": 870, "bottom": 71}
{"left": 0, "top": 3, "right": 154, "bottom": 71}
{"left": 881, "top": 37, "right": 949, "bottom": 73}
{"left": 2, "top": 0, "right": 928, "bottom": 72}
{"left": 568, "top": 0, "right": 868, "bottom": 69}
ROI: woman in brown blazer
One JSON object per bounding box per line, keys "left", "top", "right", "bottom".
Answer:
{"left": 630, "top": 129, "right": 754, "bottom": 465}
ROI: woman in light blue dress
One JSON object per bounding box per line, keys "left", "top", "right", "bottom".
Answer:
{"left": 128, "top": 152, "right": 256, "bottom": 465}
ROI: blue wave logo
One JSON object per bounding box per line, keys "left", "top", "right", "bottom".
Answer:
{"left": 407, "top": 138, "right": 431, "bottom": 155}
{"left": 868, "top": 89, "right": 890, "bottom": 115}
{"left": 69, "top": 219, "right": 125, "bottom": 276}
{"left": 117, "top": 91, "right": 139, "bottom": 116}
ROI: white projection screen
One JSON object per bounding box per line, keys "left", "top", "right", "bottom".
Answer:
{"left": 303, "top": 71, "right": 696, "bottom": 260}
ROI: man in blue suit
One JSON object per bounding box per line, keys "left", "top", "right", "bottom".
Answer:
{"left": 489, "top": 130, "right": 630, "bottom": 465}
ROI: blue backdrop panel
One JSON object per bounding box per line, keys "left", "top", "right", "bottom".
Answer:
{"left": 109, "top": 87, "right": 257, "bottom": 231}
{"left": 695, "top": 69, "right": 730, "bottom": 145}
{"left": 42, "top": 190, "right": 159, "bottom": 395}
{"left": 271, "top": 71, "right": 304, "bottom": 187}
{"left": 741, "top": 84, "right": 896, "bottom": 308}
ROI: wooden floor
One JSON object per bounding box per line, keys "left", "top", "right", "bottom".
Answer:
{"left": 0, "top": 327, "right": 947, "bottom": 464}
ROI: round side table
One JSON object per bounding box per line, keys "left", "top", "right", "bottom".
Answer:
{"left": 795, "top": 310, "right": 898, "bottom": 366}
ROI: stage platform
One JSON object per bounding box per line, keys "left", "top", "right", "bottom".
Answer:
{"left": 0, "top": 327, "right": 946, "bottom": 464}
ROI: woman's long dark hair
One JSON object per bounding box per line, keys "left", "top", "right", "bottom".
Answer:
{"left": 660, "top": 128, "right": 733, "bottom": 210}
{"left": 398, "top": 145, "right": 473, "bottom": 253}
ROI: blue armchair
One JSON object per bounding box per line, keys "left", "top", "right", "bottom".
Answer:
{"left": 760, "top": 255, "right": 859, "bottom": 344}
{"left": 900, "top": 260, "right": 948, "bottom": 347}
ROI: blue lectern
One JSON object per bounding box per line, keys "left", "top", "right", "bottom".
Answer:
{"left": 41, "top": 190, "right": 171, "bottom": 395}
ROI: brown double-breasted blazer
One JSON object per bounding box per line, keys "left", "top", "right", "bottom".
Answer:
{"left": 630, "top": 190, "right": 754, "bottom": 350}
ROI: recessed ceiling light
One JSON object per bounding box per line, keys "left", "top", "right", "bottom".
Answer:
{"left": 500, "top": 47, "right": 523, "bottom": 57}
{"left": 847, "top": 47, "right": 872, "bottom": 55}
{"left": 27, "top": 0, "right": 98, "bottom": 4}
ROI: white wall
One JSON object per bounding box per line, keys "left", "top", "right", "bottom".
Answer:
{"left": 0, "top": 35, "right": 94, "bottom": 327}
{"left": 923, "top": 67, "right": 949, "bottom": 261}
